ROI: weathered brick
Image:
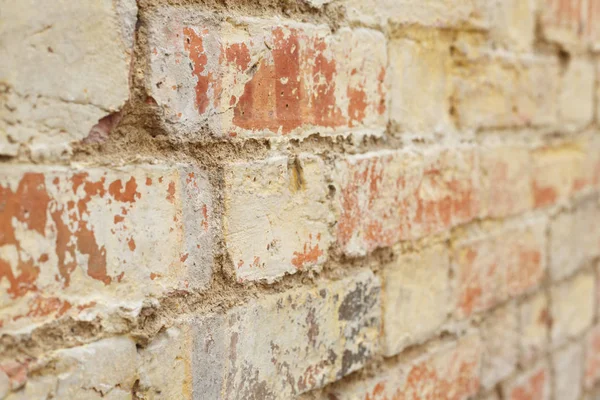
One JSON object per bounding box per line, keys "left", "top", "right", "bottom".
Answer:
{"left": 152, "top": 271, "right": 380, "bottom": 398}
{"left": 334, "top": 146, "right": 479, "bottom": 256}
{"left": 146, "top": 8, "right": 387, "bottom": 139}
{"left": 501, "top": 362, "right": 550, "bottom": 400}
{"left": 0, "top": 0, "right": 136, "bottom": 159}
{"left": 549, "top": 201, "right": 600, "bottom": 280}
{"left": 323, "top": 334, "right": 482, "bottom": 400}
{"left": 519, "top": 291, "right": 550, "bottom": 364}
{"left": 452, "top": 55, "right": 559, "bottom": 130}
{"left": 480, "top": 303, "right": 519, "bottom": 389}
{"left": 4, "top": 337, "right": 137, "bottom": 399}
{"left": 559, "top": 59, "right": 596, "bottom": 129}
{"left": 551, "top": 271, "right": 595, "bottom": 345}
{"left": 532, "top": 143, "right": 589, "bottom": 208}
{"left": 453, "top": 220, "right": 546, "bottom": 318}
{"left": 487, "top": 0, "right": 536, "bottom": 51}
{"left": 223, "top": 155, "right": 332, "bottom": 282}
{"left": 553, "top": 342, "right": 584, "bottom": 400}
{"left": 389, "top": 32, "right": 453, "bottom": 134}
{"left": 538, "top": 0, "right": 600, "bottom": 51}
{"left": 342, "top": 0, "right": 491, "bottom": 29}
{"left": 382, "top": 244, "right": 451, "bottom": 356}
{"left": 479, "top": 144, "right": 533, "bottom": 218}
{"left": 585, "top": 324, "right": 600, "bottom": 389}
{"left": 0, "top": 165, "right": 212, "bottom": 333}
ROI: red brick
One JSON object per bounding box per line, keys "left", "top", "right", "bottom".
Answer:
{"left": 146, "top": 8, "right": 387, "bottom": 139}
{"left": 0, "top": 165, "right": 212, "bottom": 333}
{"left": 334, "top": 146, "right": 479, "bottom": 256}
{"left": 453, "top": 220, "right": 546, "bottom": 318}
{"left": 502, "top": 363, "right": 551, "bottom": 400}
{"left": 323, "top": 334, "right": 482, "bottom": 400}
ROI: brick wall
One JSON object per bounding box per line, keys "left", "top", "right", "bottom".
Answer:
{"left": 2, "top": 0, "right": 600, "bottom": 399}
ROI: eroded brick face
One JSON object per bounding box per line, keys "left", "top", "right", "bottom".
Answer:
{"left": 0, "top": 165, "right": 212, "bottom": 333}
{"left": 146, "top": 9, "right": 387, "bottom": 139}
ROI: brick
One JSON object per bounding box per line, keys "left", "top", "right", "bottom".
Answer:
{"left": 553, "top": 342, "right": 584, "bottom": 400}
{"left": 453, "top": 220, "right": 546, "bottom": 318}
{"left": 4, "top": 337, "right": 137, "bottom": 399}
{"left": 585, "top": 324, "right": 600, "bottom": 389}
{"left": 0, "top": 0, "right": 136, "bottom": 159}
{"left": 0, "top": 165, "right": 212, "bottom": 333}
{"left": 519, "top": 291, "right": 550, "bottom": 364}
{"left": 501, "top": 362, "right": 550, "bottom": 400}
{"left": 323, "top": 334, "right": 482, "bottom": 400}
{"left": 157, "top": 271, "right": 380, "bottom": 398}
{"left": 479, "top": 144, "right": 533, "bottom": 218}
{"left": 538, "top": 0, "right": 600, "bottom": 51}
{"left": 551, "top": 271, "right": 595, "bottom": 345}
{"left": 480, "top": 304, "right": 519, "bottom": 389}
{"left": 137, "top": 327, "right": 194, "bottom": 399}
{"left": 559, "top": 59, "right": 596, "bottom": 129}
{"left": 382, "top": 244, "right": 451, "bottom": 356}
{"left": 334, "top": 146, "right": 479, "bottom": 256}
{"left": 223, "top": 155, "right": 332, "bottom": 282}
{"left": 342, "top": 0, "right": 491, "bottom": 29}
{"left": 487, "top": 0, "right": 536, "bottom": 51}
{"left": 452, "top": 55, "right": 559, "bottom": 130}
{"left": 389, "top": 31, "right": 453, "bottom": 134}
{"left": 531, "top": 143, "right": 588, "bottom": 208}
{"left": 146, "top": 8, "right": 387, "bottom": 139}
{"left": 549, "top": 201, "right": 600, "bottom": 280}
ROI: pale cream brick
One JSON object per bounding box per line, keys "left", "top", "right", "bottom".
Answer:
{"left": 559, "top": 59, "right": 596, "bottom": 130}
{"left": 322, "top": 334, "right": 482, "bottom": 400}
{"left": 487, "top": 0, "right": 536, "bottom": 51}
{"left": 585, "top": 324, "right": 600, "bottom": 389}
{"left": 480, "top": 303, "right": 519, "bottom": 389}
{"left": 552, "top": 342, "right": 584, "bottom": 400}
{"left": 453, "top": 55, "right": 559, "bottom": 130}
{"left": 146, "top": 8, "right": 387, "bottom": 139}
{"left": 223, "top": 155, "right": 332, "bottom": 282}
{"left": 551, "top": 271, "right": 595, "bottom": 345}
{"left": 5, "top": 337, "right": 137, "bottom": 400}
{"left": 342, "top": 0, "right": 492, "bottom": 29}
{"left": 0, "top": 165, "right": 213, "bottom": 333}
{"left": 549, "top": 201, "right": 600, "bottom": 280}
{"left": 0, "top": 0, "right": 136, "bottom": 159}
{"left": 479, "top": 144, "right": 533, "bottom": 218}
{"left": 502, "top": 362, "right": 550, "bottom": 400}
{"left": 389, "top": 32, "right": 453, "bottom": 134}
{"left": 382, "top": 244, "right": 450, "bottom": 356}
{"left": 519, "top": 291, "right": 550, "bottom": 364}
{"left": 152, "top": 271, "right": 381, "bottom": 398}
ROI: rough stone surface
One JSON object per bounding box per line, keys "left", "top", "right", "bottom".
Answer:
{"left": 480, "top": 304, "right": 519, "bottom": 389}
{"left": 552, "top": 342, "right": 583, "bottom": 400}
{"left": 519, "top": 291, "right": 550, "bottom": 364}
{"left": 551, "top": 271, "right": 595, "bottom": 346}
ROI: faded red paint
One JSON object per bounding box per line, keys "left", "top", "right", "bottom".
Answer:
{"left": 507, "top": 248, "right": 543, "bottom": 296}
{"left": 225, "top": 42, "right": 251, "bottom": 71}
{"left": 128, "top": 238, "right": 136, "bottom": 251}
{"left": 532, "top": 182, "right": 557, "bottom": 208}
{"left": 291, "top": 239, "right": 323, "bottom": 269}
{"left": 201, "top": 204, "right": 209, "bottom": 231}
{"left": 167, "top": 181, "right": 176, "bottom": 203}
{"left": 183, "top": 27, "right": 213, "bottom": 114}
{"left": 0, "top": 173, "right": 50, "bottom": 298}
{"left": 357, "top": 342, "right": 480, "bottom": 400}
{"left": 509, "top": 368, "right": 548, "bottom": 400}
{"left": 108, "top": 177, "right": 140, "bottom": 203}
